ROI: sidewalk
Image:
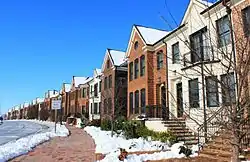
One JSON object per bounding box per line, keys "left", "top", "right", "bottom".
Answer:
{"left": 10, "top": 126, "right": 96, "bottom": 162}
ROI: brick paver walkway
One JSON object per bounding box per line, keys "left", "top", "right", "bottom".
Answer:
{"left": 10, "top": 126, "right": 96, "bottom": 162}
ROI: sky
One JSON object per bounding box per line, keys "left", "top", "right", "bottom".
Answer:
{"left": 0, "top": 0, "right": 193, "bottom": 114}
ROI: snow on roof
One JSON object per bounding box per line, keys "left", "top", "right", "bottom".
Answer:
{"left": 32, "top": 99, "right": 36, "bottom": 105}
{"left": 95, "top": 69, "right": 102, "bottom": 76}
{"left": 8, "top": 109, "right": 11, "bottom": 113}
{"left": 74, "top": 77, "right": 87, "bottom": 87}
{"left": 36, "top": 98, "right": 44, "bottom": 103}
{"left": 14, "top": 105, "right": 20, "bottom": 111}
{"left": 136, "top": 26, "right": 169, "bottom": 45}
{"left": 109, "top": 49, "right": 126, "bottom": 66}
{"left": 64, "top": 83, "right": 71, "bottom": 92}
{"left": 24, "top": 102, "right": 29, "bottom": 107}
{"left": 79, "top": 77, "right": 93, "bottom": 86}
{"left": 199, "top": 0, "right": 214, "bottom": 7}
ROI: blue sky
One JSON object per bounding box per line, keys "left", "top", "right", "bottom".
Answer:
{"left": 0, "top": 0, "right": 191, "bottom": 114}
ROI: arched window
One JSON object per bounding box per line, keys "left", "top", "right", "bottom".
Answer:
{"left": 134, "top": 90, "right": 139, "bottom": 114}
{"left": 140, "top": 55, "right": 145, "bottom": 76}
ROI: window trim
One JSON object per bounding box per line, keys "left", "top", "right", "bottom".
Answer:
{"left": 134, "top": 90, "right": 139, "bottom": 114}
{"left": 157, "top": 51, "right": 164, "bottom": 70}
{"left": 172, "top": 42, "right": 180, "bottom": 64}
{"left": 242, "top": 6, "right": 250, "bottom": 37}
{"left": 216, "top": 16, "right": 231, "bottom": 48}
{"left": 188, "top": 78, "right": 199, "bottom": 108}
{"left": 205, "top": 76, "right": 219, "bottom": 107}
{"left": 134, "top": 58, "right": 139, "bottom": 79}
{"left": 129, "top": 62, "right": 134, "bottom": 81}
{"left": 140, "top": 55, "right": 145, "bottom": 76}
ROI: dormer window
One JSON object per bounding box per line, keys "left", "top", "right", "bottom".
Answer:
{"left": 134, "top": 41, "right": 139, "bottom": 50}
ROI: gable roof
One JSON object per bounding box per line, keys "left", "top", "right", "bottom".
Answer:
{"left": 36, "top": 98, "right": 44, "bottom": 103}
{"left": 78, "top": 77, "right": 93, "bottom": 86}
{"left": 64, "top": 83, "right": 71, "bottom": 92}
{"left": 180, "top": 0, "right": 214, "bottom": 25}
{"left": 95, "top": 68, "right": 102, "bottom": 76}
{"left": 101, "top": 49, "right": 126, "bottom": 71}
{"left": 135, "top": 25, "right": 169, "bottom": 45}
{"left": 73, "top": 76, "right": 87, "bottom": 87}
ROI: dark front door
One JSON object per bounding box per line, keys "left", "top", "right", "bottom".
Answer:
{"left": 176, "top": 83, "right": 183, "bottom": 117}
{"left": 161, "top": 85, "right": 169, "bottom": 119}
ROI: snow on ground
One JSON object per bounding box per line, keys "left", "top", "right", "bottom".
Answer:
{"left": 0, "top": 120, "right": 69, "bottom": 162}
{"left": 84, "top": 126, "right": 199, "bottom": 162}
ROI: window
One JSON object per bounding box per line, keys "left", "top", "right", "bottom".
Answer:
{"left": 99, "top": 81, "right": 102, "bottom": 92}
{"left": 134, "top": 59, "right": 139, "bottom": 79}
{"left": 94, "top": 103, "right": 98, "bottom": 114}
{"left": 90, "top": 103, "right": 93, "bottom": 114}
{"left": 216, "top": 16, "right": 231, "bottom": 47}
{"left": 242, "top": 6, "right": 250, "bottom": 36}
{"left": 108, "top": 75, "right": 112, "bottom": 88}
{"left": 94, "top": 83, "right": 98, "bottom": 97}
{"left": 129, "top": 62, "right": 134, "bottom": 81}
{"left": 82, "top": 105, "right": 86, "bottom": 114}
{"left": 140, "top": 55, "right": 145, "bottom": 76}
{"left": 189, "top": 79, "right": 199, "bottom": 108}
{"left": 103, "top": 99, "right": 107, "bottom": 114}
{"left": 82, "top": 88, "right": 86, "bottom": 98}
{"left": 140, "top": 89, "right": 146, "bottom": 113}
{"left": 157, "top": 51, "right": 164, "bottom": 69}
{"left": 108, "top": 98, "right": 112, "bottom": 114}
{"left": 190, "top": 28, "right": 210, "bottom": 63}
{"left": 134, "top": 41, "right": 139, "bottom": 50}
{"left": 135, "top": 90, "right": 139, "bottom": 114}
{"left": 104, "top": 77, "right": 108, "bottom": 89}
{"left": 221, "top": 73, "right": 236, "bottom": 105}
{"left": 99, "top": 102, "right": 101, "bottom": 114}
{"left": 107, "top": 60, "right": 110, "bottom": 69}
{"left": 129, "top": 92, "right": 134, "bottom": 115}
{"left": 172, "top": 42, "right": 180, "bottom": 64}
{"left": 206, "top": 77, "right": 219, "bottom": 107}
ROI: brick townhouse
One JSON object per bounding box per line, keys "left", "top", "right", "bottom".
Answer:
{"left": 101, "top": 49, "right": 128, "bottom": 121}
{"left": 231, "top": 0, "right": 250, "bottom": 117}
{"left": 126, "top": 25, "right": 169, "bottom": 119}
{"left": 78, "top": 77, "right": 93, "bottom": 118}
{"left": 44, "top": 90, "right": 59, "bottom": 120}
{"left": 60, "top": 83, "right": 71, "bottom": 118}
{"left": 69, "top": 76, "right": 91, "bottom": 117}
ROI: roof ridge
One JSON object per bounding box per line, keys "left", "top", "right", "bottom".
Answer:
{"left": 134, "top": 24, "right": 169, "bottom": 32}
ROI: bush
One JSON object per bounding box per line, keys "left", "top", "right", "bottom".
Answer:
{"left": 88, "top": 119, "right": 101, "bottom": 127}
{"left": 101, "top": 119, "right": 112, "bottom": 131}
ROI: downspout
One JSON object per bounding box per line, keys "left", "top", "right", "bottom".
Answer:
{"left": 163, "top": 39, "right": 169, "bottom": 120}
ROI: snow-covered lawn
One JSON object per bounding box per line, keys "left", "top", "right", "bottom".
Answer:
{"left": 0, "top": 120, "right": 69, "bottom": 162}
{"left": 84, "top": 126, "right": 198, "bottom": 162}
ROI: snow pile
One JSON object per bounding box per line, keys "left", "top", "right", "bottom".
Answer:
{"left": 0, "top": 120, "right": 69, "bottom": 162}
{"left": 84, "top": 126, "right": 199, "bottom": 162}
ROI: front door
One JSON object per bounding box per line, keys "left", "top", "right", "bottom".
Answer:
{"left": 176, "top": 83, "right": 183, "bottom": 117}
{"left": 161, "top": 85, "right": 169, "bottom": 119}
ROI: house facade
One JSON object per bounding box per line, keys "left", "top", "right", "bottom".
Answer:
{"left": 126, "top": 25, "right": 169, "bottom": 119}
{"left": 78, "top": 77, "right": 92, "bottom": 118}
{"left": 150, "top": 0, "right": 237, "bottom": 134}
{"left": 69, "top": 76, "right": 92, "bottom": 117}
{"left": 231, "top": 0, "right": 250, "bottom": 117}
{"left": 88, "top": 69, "right": 102, "bottom": 121}
{"left": 60, "top": 83, "right": 71, "bottom": 119}
{"left": 101, "top": 49, "right": 128, "bottom": 121}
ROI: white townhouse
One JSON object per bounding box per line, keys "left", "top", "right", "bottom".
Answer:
{"left": 154, "top": 0, "right": 237, "bottom": 135}
{"left": 88, "top": 69, "right": 102, "bottom": 121}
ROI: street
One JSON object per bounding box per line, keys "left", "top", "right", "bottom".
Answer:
{"left": 0, "top": 120, "right": 46, "bottom": 145}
